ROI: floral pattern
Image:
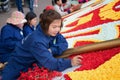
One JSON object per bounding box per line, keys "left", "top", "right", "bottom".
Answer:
{"left": 18, "top": 0, "right": 120, "bottom": 80}
{"left": 62, "top": 0, "right": 120, "bottom": 80}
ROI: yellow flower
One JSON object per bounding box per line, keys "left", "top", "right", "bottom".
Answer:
{"left": 67, "top": 53, "right": 120, "bottom": 80}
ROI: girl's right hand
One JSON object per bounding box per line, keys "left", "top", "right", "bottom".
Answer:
{"left": 71, "top": 55, "right": 82, "bottom": 66}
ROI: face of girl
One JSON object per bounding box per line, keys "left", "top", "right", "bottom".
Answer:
{"left": 30, "top": 17, "right": 37, "bottom": 27}
{"left": 48, "top": 19, "right": 62, "bottom": 36}
{"left": 57, "top": 0, "right": 62, "bottom": 6}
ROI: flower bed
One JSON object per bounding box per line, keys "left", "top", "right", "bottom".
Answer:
{"left": 62, "top": 0, "right": 120, "bottom": 80}
{"left": 18, "top": 0, "right": 120, "bottom": 80}
{"left": 18, "top": 64, "right": 62, "bottom": 80}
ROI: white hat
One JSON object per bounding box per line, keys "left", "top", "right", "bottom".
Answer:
{"left": 7, "top": 11, "right": 27, "bottom": 25}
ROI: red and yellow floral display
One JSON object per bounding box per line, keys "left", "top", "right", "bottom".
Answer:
{"left": 65, "top": 52, "right": 120, "bottom": 80}
{"left": 18, "top": 0, "right": 120, "bottom": 80}
{"left": 62, "top": 0, "right": 120, "bottom": 80}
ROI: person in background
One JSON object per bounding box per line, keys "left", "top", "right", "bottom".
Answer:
{"left": 53, "top": 0, "right": 70, "bottom": 16}
{"left": 15, "top": 0, "right": 34, "bottom": 13}
{"left": 62, "top": 0, "right": 72, "bottom": 11}
{"left": 33, "top": 0, "right": 38, "bottom": 7}
{"left": 0, "top": 11, "right": 27, "bottom": 63}
{"left": 2, "top": 10, "right": 82, "bottom": 80}
{"left": 23, "top": 11, "right": 37, "bottom": 37}
{"left": 53, "top": 0, "right": 80, "bottom": 16}
{"left": 62, "top": 0, "right": 81, "bottom": 12}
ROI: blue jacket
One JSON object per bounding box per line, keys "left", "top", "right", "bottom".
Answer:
{"left": 2, "top": 26, "right": 71, "bottom": 80}
{"left": 37, "top": 23, "right": 68, "bottom": 55}
{"left": 0, "top": 23, "right": 24, "bottom": 63}
{"left": 23, "top": 24, "right": 35, "bottom": 37}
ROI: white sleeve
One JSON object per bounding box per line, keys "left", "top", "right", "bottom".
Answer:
{"left": 54, "top": 5, "right": 68, "bottom": 16}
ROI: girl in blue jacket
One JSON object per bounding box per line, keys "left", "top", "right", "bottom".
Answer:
{"left": 2, "top": 10, "right": 82, "bottom": 80}
{"left": 23, "top": 11, "right": 37, "bottom": 37}
{"left": 0, "top": 11, "right": 26, "bottom": 63}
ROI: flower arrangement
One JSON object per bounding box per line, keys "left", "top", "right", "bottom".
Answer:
{"left": 61, "top": 0, "right": 120, "bottom": 80}
{"left": 18, "top": 0, "right": 120, "bottom": 80}
{"left": 61, "top": 0, "right": 120, "bottom": 47}
{"left": 18, "top": 64, "right": 62, "bottom": 80}
{"left": 64, "top": 53, "right": 120, "bottom": 80}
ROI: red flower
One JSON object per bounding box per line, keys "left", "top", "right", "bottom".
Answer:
{"left": 18, "top": 64, "right": 62, "bottom": 80}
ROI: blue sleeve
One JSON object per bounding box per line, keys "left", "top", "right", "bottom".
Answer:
{"left": 30, "top": 41, "right": 71, "bottom": 71}
{"left": 23, "top": 25, "right": 32, "bottom": 37}
{"left": 1, "top": 26, "right": 21, "bottom": 50}
{"left": 50, "top": 34, "right": 68, "bottom": 56}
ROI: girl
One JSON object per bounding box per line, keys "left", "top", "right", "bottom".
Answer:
{"left": 2, "top": 10, "right": 82, "bottom": 80}
{"left": 0, "top": 11, "right": 26, "bottom": 63}
{"left": 53, "top": 0, "right": 70, "bottom": 16}
{"left": 23, "top": 11, "right": 37, "bottom": 37}
{"left": 53, "top": 0, "right": 80, "bottom": 16}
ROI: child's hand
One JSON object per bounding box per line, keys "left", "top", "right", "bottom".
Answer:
{"left": 71, "top": 55, "right": 82, "bottom": 66}
{"left": 71, "top": 4, "right": 81, "bottom": 11}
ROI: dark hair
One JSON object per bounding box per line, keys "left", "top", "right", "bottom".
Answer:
{"left": 39, "top": 9, "right": 46, "bottom": 23}
{"left": 52, "top": 0, "right": 55, "bottom": 5}
{"left": 62, "top": 0, "right": 67, "bottom": 4}
{"left": 54, "top": 0, "right": 59, "bottom": 4}
{"left": 54, "top": 0, "right": 67, "bottom": 4}
{"left": 25, "top": 12, "right": 37, "bottom": 25}
{"left": 40, "top": 10, "right": 62, "bottom": 34}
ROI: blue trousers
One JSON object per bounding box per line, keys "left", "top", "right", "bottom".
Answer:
{"left": 15, "top": 0, "right": 34, "bottom": 13}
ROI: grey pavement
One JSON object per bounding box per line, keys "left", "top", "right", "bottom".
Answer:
{"left": 0, "top": 0, "right": 51, "bottom": 30}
